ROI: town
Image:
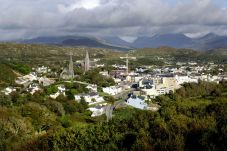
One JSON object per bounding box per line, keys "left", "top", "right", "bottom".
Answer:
{"left": 1, "top": 49, "right": 226, "bottom": 119}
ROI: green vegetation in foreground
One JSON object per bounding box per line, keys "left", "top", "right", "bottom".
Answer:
{"left": 0, "top": 64, "right": 17, "bottom": 87}
{"left": 0, "top": 80, "right": 226, "bottom": 151}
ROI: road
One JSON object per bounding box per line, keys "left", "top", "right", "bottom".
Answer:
{"left": 65, "top": 80, "right": 90, "bottom": 85}
{"left": 113, "top": 88, "right": 134, "bottom": 100}
{"left": 105, "top": 100, "right": 126, "bottom": 122}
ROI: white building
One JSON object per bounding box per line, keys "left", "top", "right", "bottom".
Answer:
{"left": 1, "top": 87, "right": 16, "bottom": 95}
{"left": 88, "top": 106, "right": 105, "bottom": 117}
{"left": 15, "top": 72, "right": 38, "bottom": 85}
{"left": 175, "top": 75, "right": 190, "bottom": 85}
{"left": 99, "top": 71, "right": 109, "bottom": 77}
{"left": 139, "top": 76, "right": 178, "bottom": 98}
{"left": 86, "top": 84, "right": 98, "bottom": 92}
{"left": 75, "top": 92, "right": 105, "bottom": 105}
{"left": 96, "top": 64, "right": 105, "bottom": 68}
{"left": 36, "top": 66, "right": 51, "bottom": 74}
{"left": 126, "top": 96, "right": 148, "bottom": 110}
{"left": 50, "top": 85, "right": 66, "bottom": 99}
{"left": 103, "top": 86, "right": 122, "bottom": 96}
{"left": 27, "top": 83, "right": 40, "bottom": 95}
{"left": 113, "top": 78, "right": 122, "bottom": 84}
{"left": 39, "top": 77, "right": 55, "bottom": 87}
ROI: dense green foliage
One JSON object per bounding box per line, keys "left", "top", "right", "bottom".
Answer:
{"left": 79, "top": 68, "right": 115, "bottom": 87}
{"left": 0, "top": 43, "right": 123, "bottom": 59}
{"left": 0, "top": 43, "right": 227, "bottom": 150}
{"left": 0, "top": 81, "right": 223, "bottom": 151}
{"left": 0, "top": 64, "right": 17, "bottom": 87}
{"left": 5, "top": 62, "right": 32, "bottom": 74}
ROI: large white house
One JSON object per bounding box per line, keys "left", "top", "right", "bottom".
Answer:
{"left": 75, "top": 92, "right": 105, "bottom": 105}
{"left": 126, "top": 96, "right": 148, "bottom": 110}
{"left": 15, "top": 72, "right": 38, "bottom": 85}
{"left": 88, "top": 106, "right": 105, "bottom": 117}
{"left": 103, "top": 86, "right": 122, "bottom": 96}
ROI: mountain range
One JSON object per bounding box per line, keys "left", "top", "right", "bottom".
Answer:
{"left": 18, "top": 33, "right": 227, "bottom": 51}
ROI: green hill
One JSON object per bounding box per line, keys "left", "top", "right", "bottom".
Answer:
{"left": 0, "top": 43, "right": 123, "bottom": 59}
{"left": 130, "top": 47, "right": 202, "bottom": 57}
{"left": 0, "top": 64, "right": 17, "bottom": 87}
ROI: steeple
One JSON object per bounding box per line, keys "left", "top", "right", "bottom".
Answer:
{"left": 68, "top": 53, "right": 74, "bottom": 78}
{"left": 84, "top": 50, "right": 90, "bottom": 72}
{"left": 60, "top": 53, "right": 74, "bottom": 80}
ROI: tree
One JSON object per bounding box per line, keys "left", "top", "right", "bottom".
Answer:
{"left": 44, "top": 100, "right": 65, "bottom": 116}
{"left": 20, "top": 102, "right": 57, "bottom": 131}
{"left": 104, "top": 96, "right": 116, "bottom": 104}
{"left": 80, "top": 97, "right": 88, "bottom": 111}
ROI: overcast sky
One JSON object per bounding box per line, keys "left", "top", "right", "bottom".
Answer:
{"left": 0, "top": 0, "right": 227, "bottom": 40}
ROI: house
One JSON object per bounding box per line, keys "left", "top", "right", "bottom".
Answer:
{"left": 103, "top": 86, "right": 122, "bottom": 96}
{"left": 88, "top": 105, "right": 105, "bottom": 117}
{"left": 1, "top": 87, "right": 16, "bottom": 95}
{"left": 126, "top": 96, "right": 148, "bottom": 110}
{"left": 113, "top": 78, "right": 122, "bottom": 84}
{"left": 96, "top": 64, "right": 105, "bottom": 68}
{"left": 139, "top": 76, "right": 178, "bottom": 98}
{"left": 27, "top": 83, "right": 40, "bottom": 95}
{"left": 50, "top": 85, "right": 66, "bottom": 99}
{"left": 136, "top": 67, "right": 148, "bottom": 73}
{"left": 36, "top": 66, "right": 50, "bottom": 74}
{"left": 15, "top": 72, "right": 38, "bottom": 85}
{"left": 39, "top": 77, "right": 55, "bottom": 87}
{"left": 175, "top": 74, "right": 190, "bottom": 85}
{"left": 75, "top": 92, "right": 105, "bottom": 105}
{"left": 86, "top": 84, "right": 98, "bottom": 92}
{"left": 99, "top": 71, "right": 109, "bottom": 77}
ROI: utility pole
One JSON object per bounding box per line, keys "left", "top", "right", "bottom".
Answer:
{"left": 120, "top": 54, "right": 135, "bottom": 75}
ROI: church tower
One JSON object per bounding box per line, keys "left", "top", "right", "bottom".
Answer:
{"left": 60, "top": 53, "right": 74, "bottom": 80}
{"left": 84, "top": 50, "right": 90, "bottom": 72}
{"left": 69, "top": 53, "right": 74, "bottom": 78}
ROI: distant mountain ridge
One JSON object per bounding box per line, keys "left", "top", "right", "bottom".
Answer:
{"left": 103, "top": 33, "right": 227, "bottom": 50}
{"left": 132, "top": 34, "right": 194, "bottom": 49}
{"left": 18, "top": 33, "right": 227, "bottom": 51}
{"left": 21, "top": 36, "right": 130, "bottom": 51}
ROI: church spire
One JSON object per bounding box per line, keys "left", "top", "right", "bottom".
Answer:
{"left": 68, "top": 53, "right": 74, "bottom": 78}
{"left": 84, "top": 50, "right": 90, "bottom": 72}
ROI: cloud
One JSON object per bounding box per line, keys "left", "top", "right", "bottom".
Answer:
{"left": 0, "top": 0, "right": 227, "bottom": 40}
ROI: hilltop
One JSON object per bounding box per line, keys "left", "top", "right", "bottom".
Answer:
{"left": 130, "top": 47, "right": 201, "bottom": 56}
{"left": 0, "top": 43, "right": 124, "bottom": 59}
{"left": 0, "top": 43, "right": 226, "bottom": 66}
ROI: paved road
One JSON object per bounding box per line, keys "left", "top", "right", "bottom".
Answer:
{"left": 105, "top": 100, "right": 126, "bottom": 122}
{"left": 65, "top": 80, "right": 90, "bottom": 85}
{"left": 113, "top": 88, "right": 133, "bottom": 99}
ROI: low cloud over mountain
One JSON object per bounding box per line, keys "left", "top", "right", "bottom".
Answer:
{"left": 1, "top": 0, "right": 227, "bottom": 40}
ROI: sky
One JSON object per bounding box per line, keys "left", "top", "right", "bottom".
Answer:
{"left": 0, "top": 0, "right": 227, "bottom": 40}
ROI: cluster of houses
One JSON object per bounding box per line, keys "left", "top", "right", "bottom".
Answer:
{"left": 1, "top": 57, "right": 226, "bottom": 118}
{"left": 1, "top": 66, "right": 55, "bottom": 96}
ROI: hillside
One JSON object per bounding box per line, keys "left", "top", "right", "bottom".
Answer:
{"left": 0, "top": 64, "right": 17, "bottom": 87}
{"left": 130, "top": 47, "right": 202, "bottom": 57}
{"left": 0, "top": 43, "right": 124, "bottom": 59}
{"left": 206, "top": 49, "right": 227, "bottom": 58}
